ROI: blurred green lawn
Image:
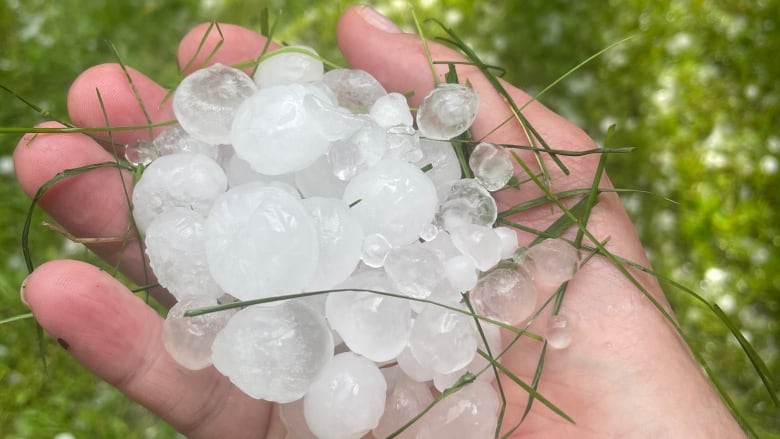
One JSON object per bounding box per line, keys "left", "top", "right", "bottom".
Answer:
{"left": 1, "top": 0, "right": 777, "bottom": 437}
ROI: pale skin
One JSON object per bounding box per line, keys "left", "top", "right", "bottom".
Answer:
{"left": 13, "top": 5, "right": 745, "bottom": 439}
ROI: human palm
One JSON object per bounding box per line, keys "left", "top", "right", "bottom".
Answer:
{"left": 15, "top": 6, "right": 742, "bottom": 438}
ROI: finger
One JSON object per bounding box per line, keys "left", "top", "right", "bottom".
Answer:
{"left": 22, "top": 260, "right": 272, "bottom": 439}
{"left": 177, "top": 22, "right": 278, "bottom": 75}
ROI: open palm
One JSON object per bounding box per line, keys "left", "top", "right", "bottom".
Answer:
{"left": 14, "top": 5, "right": 742, "bottom": 439}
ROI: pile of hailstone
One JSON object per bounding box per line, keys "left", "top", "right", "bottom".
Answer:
{"left": 130, "top": 46, "right": 580, "bottom": 439}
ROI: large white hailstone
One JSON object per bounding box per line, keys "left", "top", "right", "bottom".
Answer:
{"left": 211, "top": 301, "right": 334, "bottom": 403}
{"left": 231, "top": 83, "right": 333, "bottom": 175}
{"left": 369, "top": 92, "right": 413, "bottom": 128}
{"left": 253, "top": 45, "right": 324, "bottom": 87}
{"left": 304, "top": 352, "right": 387, "bottom": 439}
{"left": 173, "top": 63, "right": 257, "bottom": 145}
{"left": 468, "top": 142, "right": 514, "bottom": 191}
{"left": 144, "top": 208, "right": 222, "bottom": 301}
{"left": 205, "top": 183, "right": 319, "bottom": 301}
{"left": 412, "top": 138, "right": 462, "bottom": 202}
{"left": 343, "top": 158, "right": 438, "bottom": 247}
{"left": 132, "top": 152, "right": 227, "bottom": 234}
{"left": 416, "top": 84, "right": 479, "bottom": 141}
{"left": 162, "top": 295, "right": 234, "bottom": 370}
{"left": 450, "top": 223, "right": 502, "bottom": 272}
{"left": 302, "top": 197, "right": 364, "bottom": 290}
{"left": 436, "top": 178, "right": 497, "bottom": 232}
{"left": 470, "top": 267, "right": 537, "bottom": 325}
{"left": 416, "top": 381, "right": 499, "bottom": 439}
{"left": 525, "top": 238, "right": 581, "bottom": 286}
{"left": 373, "top": 369, "right": 435, "bottom": 439}
{"left": 432, "top": 322, "right": 503, "bottom": 391}
{"left": 409, "top": 303, "right": 478, "bottom": 374}
{"left": 321, "top": 68, "right": 387, "bottom": 113}
{"left": 325, "top": 269, "right": 411, "bottom": 362}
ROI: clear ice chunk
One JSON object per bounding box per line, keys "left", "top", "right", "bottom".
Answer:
{"left": 325, "top": 269, "right": 411, "bottom": 362}
{"left": 253, "top": 45, "right": 324, "bottom": 87}
{"left": 231, "top": 83, "right": 333, "bottom": 175}
{"left": 369, "top": 92, "right": 413, "bottom": 128}
{"left": 468, "top": 142, "right": 513, "bottom": 191}
{"left": 303, "top": 197, "right": 364, "bottom": 290}
{"left": 321, "top": 68, "right": 387, "bottom": 113}
{"left": 173, "top": 63, "right": 257, "bottom": 145}
{"left": 328, "top": 115, "right": 386, "bottom": 180}
{"left": 132, "top": 152, "right": 227, "bottom": 234}
{"left": 385, "top": 125, "right": 423, "bottom": 163}
{"left": 494, "top": 226, "right": 519, "bottom": 260}
{"left": 304, "top": 352, "right": 387, "bottom": 439}
{"left": 450, "top": 224, "right": 502, "bottom": 272}
{"left": 436, "top": 178, "right": 498, "bottom": 232}
{"left": 416, "top": 84, "right": 479, "bottom": 141}
{"left": 204, "top": 183, "right": 319, "bottom": 301}
{"left": 395, "top": 345, "right": 435, "bottom": 383}
{"left": 432, "top": 321, "right": 502, "bottom": 392}
{"left": 162, "top": 295, "right": 234, "bottom": 370}
{"left": 361, "top": 233, "right": 392, "bottom": 268}
{"left": 526, "top": 238, "right": 580, "bottom": 286}
{"left": 547, "top": 313, "right": 576, "bottom": 349}
{"left": 343, "top": 158, "right": 438, "bottom": 247}
{"left": 444, "top": 254, "right": 479, "bottom": 292}
{"left": 409, "top": 303, "right": 478, "bottom": 374}
{"left": 124, "top": 139, "right": 158, "bottom": 166}
{"left": 373, "top": 369, "right": 435, "bottom": 439}
{"left": 416, "top": 381, "right": 499, "bottom": 439}
{"left": 210, "top": 301, "right": 334, "bottom": 403}
{"left": 384, "top": 244, "right": 444, "bottom": 300}
{"left": 470, "top": 268, "right": 537, "bottom": 325}
{"left": 144, "top": 208, "right": 223, "bottom": 301}
{"left": 153, "top": 124, "right": 221, "bottom": 161}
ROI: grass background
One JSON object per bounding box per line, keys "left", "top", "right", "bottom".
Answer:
{"left": 1, "top": 0, "right": 778, "bottom": 437}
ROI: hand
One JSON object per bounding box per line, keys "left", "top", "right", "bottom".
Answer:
{"left": 14, "top": 5, "right": 744, "bottom": 438}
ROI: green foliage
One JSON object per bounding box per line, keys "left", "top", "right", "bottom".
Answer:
{"left": 1, "top": 0, "right": 778, "bottom": 437}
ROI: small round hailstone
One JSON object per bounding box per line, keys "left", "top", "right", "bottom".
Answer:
{"left": 409, "top": 303, "right": 478, "bottom": 374}
{"left": 416, "top": 83, "right": 479, "bottom": 141}
{"left": 450, "top": 224, "right": 502, "bottom": 272}
{"left": 343, "top": 158, "right": 438, "bottom": 247}
{"left": 162, "top": 295, "right": 234, "bottom": 370}
{"left": 416, "top": 381, "right": 499, "bottom": 439}
{"left": 326, "top": 269, "right": 411, "bottom": 362}
{"left": 432, "top": 321, "right": 502, "bottom": 392}
{"left": 173, "top": 63, "right": 257, "bottom": 145}
{"left": 384, "top": 244, "right": 444, "bottom": 300}
{"left": 211, "top": 301, "right": 334, "bottom": 403}
{"left": 369, "top": 92, "right": 413, "bottom": 128}
{"left": 253, "top": 45, "right": 324, "bottom": 87}
{"left": 321, "top": 68, "right": 387, "bottom": 113}
{"left": 547, "top": 313, "right": 577, "bottom": 349}
{"left": 303, "top": 197, "right": 364, "bottom": 290}
{"left": 304, "top": 352, "right": 387, "bottom": 439}
{"left": 436, "top": 178, "right": 497, "bottom": 232}
{"left": 205, "top": 183, "right": 319, "bottom": 301}
{"left": 526, "top": 238, "right": 581, "bottom": 286}
{"left": 144, "top": 208, "right": 222, "bottom": 301}
{"left": 132, "top": 152, "right": 227, "bottom": 234}
{"left": 468, "top": 142, "right": 513, "bottom": 191}
{"left": 361, "top": 233, "right": 392, "bottom": 268}
{"left": 470, "top": 268, "right": 537, "bottom": 325}
{"left": 231, "top": 83, "right": 333, "bottom": 175}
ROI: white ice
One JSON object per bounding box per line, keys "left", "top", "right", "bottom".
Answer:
{"left": 526, "top": 238, "right": 580, "bottom": 286}
{"left": 416, "top": 84, "right": 479, "bottom": 141}
{"left": 162, "top": 295, "right": 234, "bottom": 370}
{"left": 470, "top": 267, "right": 537, "bottom": 325}
{"left": 321, "top": 68, "right": 387, "bottom": 113}
{"left": 254, "top": 45, "right": 324, "bottom": 87}
{"left": 436, "top": 178, "right": 498, "bottom": 232}
{"left": 468, "top": 142, "right": 513, "bottom": 191}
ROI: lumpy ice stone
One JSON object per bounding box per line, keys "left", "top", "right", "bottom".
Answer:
{"left": 173, "top": 63, "right": 257, "bottom": 145}
{"left": 162, "top": 295, "right": 234, "bottom": 370}
{"left": 343, "top": 158, "right": 438, "bottom": 247}
{"left": 211, "top": 301, "right": 334, "bottom": 403}
{"left": 416, "top": 83, "right": 479, "bottom": 141}
{"left": 304, "top": 352, "right": 387, "bottom": 439}
{"left": 205, "top": 183, "right": 319, "bottom": 301}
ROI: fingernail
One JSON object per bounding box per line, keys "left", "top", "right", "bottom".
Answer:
{"left": 358, "top": 5, "right": 401, "bottom": 33}
{"left": 20, "top": 274, "right": 30, "bottom": 308}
